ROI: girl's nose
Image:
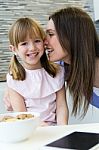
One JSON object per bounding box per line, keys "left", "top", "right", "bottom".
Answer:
{"left": 28, "top": 42, "right": 35, "bottom": 50}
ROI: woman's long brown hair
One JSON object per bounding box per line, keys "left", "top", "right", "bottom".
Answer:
{"left": 49, "top": 7, "right": 99, "bottom": 116}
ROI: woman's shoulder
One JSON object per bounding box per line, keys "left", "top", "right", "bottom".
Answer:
{"left": 90, "top": 87, "right": 99, "bottom": 109}
{"left": 93, "top": 87, "right": 99, "bottom": 97}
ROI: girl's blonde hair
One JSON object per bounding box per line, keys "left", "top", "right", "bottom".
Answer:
{"left": 9, "top": 17, "right": 58, "bottom": 80}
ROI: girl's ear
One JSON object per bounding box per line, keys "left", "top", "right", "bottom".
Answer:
{"left": 9, "top": 45, "right": 16, "bottom": 52}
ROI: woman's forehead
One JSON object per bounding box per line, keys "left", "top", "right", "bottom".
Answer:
{"left": 46, "top": 19, "right": 55, "bottom": 31}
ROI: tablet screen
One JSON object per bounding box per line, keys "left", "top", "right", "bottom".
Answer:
{"left": 46, "top": 131, "right": 99, "bottom": 150}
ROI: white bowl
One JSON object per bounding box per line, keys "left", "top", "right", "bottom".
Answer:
{"left": 0, "top": 112, "right": 40, "bottom": 143}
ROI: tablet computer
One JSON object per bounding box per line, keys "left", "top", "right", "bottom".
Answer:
{"left": 41, "top": 131, "right": 99, "bottom": 150}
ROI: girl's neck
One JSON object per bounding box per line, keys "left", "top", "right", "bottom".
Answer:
{"left": 25, "top": 66, "right": 42, "bottom": 70}
{"left": 23, "top": 62, "right": 42, "bottom": 70}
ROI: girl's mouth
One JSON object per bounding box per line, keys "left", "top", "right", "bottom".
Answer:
{"left": 27, "top": 52, "right": 39, "bottom": 58}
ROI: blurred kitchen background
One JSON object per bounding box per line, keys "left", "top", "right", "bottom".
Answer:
{"left": 0, "top": 0, "right": 99, "bottom": 114}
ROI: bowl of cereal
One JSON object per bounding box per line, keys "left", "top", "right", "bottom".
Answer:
{"left": 0, "top": 112, "right": 40, "bottom": 142}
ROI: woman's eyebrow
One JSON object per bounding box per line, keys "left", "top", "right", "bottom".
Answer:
{"left": 46, "top": 29, "right": 51, "bottom": 32}
{"left": 46, "top": 29, "right": 55, "bottom": 32}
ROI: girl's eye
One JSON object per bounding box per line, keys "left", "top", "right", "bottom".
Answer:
{"left": 21, "top": 42, "right": 27, "bottom": 46}
{"left": 34, "top": 39, "right": 42, "bottom": 43}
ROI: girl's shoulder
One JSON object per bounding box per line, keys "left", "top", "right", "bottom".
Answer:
{"left": 53, "top": 63, "right": 65, "bottom": 78}
{"left": 54, "top": 62, "right": 64, "bottom": 71}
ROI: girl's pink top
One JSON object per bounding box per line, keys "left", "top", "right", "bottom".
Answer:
{"left": 7, "top": 66, "right": 64, "bottom": 125}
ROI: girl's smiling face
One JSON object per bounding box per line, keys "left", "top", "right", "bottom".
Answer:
{"left": 10, "top": 35, "right": 44, "bottom": 70}
{"left": 9, "top": 17, "right": 46, "bottom": 70}
{"left": 46, "top": 19, "right": 70, "bottom": 64}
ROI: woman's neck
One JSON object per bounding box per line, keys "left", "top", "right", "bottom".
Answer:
{"left": 94, "top": 58, "right": 99, "bottom": 88}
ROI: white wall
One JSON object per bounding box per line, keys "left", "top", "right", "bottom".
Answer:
{"left": 0, "top": 82, "right": 7, "bottom": 113}
{"left": 93, "top": 0, "right": 99, "bottom": 20}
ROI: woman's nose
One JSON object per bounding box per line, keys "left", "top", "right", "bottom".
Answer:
{"left": 44, "top": 38, "right": 48, "bottom": 45}
{"left": 44, "top": 38, "right": 48, "bottom": 49}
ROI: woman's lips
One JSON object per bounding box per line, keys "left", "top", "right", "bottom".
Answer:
{"left": 46, "top": 49, "right": 53, "bottom": 55}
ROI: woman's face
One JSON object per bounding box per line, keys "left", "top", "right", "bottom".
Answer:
{"left": 45, "top": 19, "right": 70, "bottom": 64}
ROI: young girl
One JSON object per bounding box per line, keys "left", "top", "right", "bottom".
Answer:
{"left": 6, "top": 17, "right": 68, "bottom": 125}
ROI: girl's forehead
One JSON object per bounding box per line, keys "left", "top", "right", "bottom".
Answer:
{"left": 25, "top": 34, "right": 41, "bottom": 40}
{"left": 19, "top": 30, "right": 41, "bottom": 41}
{"left": 16, "top": 22, "right": 44, "bottom": 42}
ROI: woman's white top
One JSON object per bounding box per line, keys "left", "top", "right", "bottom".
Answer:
{"left": 7, "top": 66, "right": 64, "bottom": 125}
{"left": 66, "top": 82, "right": 99, "bottom": 124}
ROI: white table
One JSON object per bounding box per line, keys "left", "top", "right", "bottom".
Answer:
{"left": 0, "top": 123, "right": 99, "bottom": 150}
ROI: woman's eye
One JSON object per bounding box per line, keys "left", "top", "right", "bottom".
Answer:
{"left": 47, "top": 33, "right": 54, "bottom": 37}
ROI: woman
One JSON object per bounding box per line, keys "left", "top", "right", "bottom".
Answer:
{"left": 4, "top": 7, "right": 99, "bottom": 123}
{"left": 45, "top": 7, "right": 99, "bottom": 121}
